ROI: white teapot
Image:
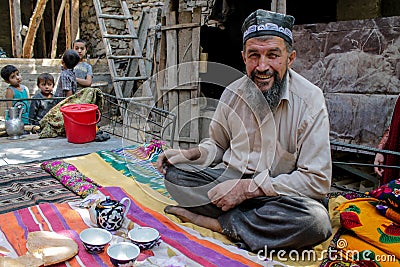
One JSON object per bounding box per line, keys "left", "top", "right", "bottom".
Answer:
{"left": 89, "top": 196, "right": 131, "bottom": 231}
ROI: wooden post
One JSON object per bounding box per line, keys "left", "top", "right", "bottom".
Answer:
{"left": 271, "top": 0, "right": 286, "bottom": 13}
{"left": 22, "top": 0, "right": 49, "bottom": 58}
{"left": 177, "top": 11, "right": 194, "bottom": 148}
{"left": 40, "top": 20, "right": 47, "bottom": 57}
{"left": 166, "top": 10, "right": 178, "bottom": 146}
{"left": 51, "top": 0, "right": 55, "bottom": 31}
{"left": 65, "top": 0, "right": 71, "bottom": 49}
{"left": 71, "top": 0, "right": 80, "bottom": 41}
{"left": 9, "top": 0, "right": 23, "bottom": 58}
{"left": 50, "top": 0, "right": 67, "bottom": 59}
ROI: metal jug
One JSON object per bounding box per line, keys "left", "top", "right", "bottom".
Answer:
{"left": 89, "top": 196, "right": 131, "bottom": 231}
{"left": 5, "top": 107, "right": 24, "bottom": 139}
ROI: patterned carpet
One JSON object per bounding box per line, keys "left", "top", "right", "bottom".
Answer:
{"left": 0, "top": 161, "right": 81, "bottom": 214}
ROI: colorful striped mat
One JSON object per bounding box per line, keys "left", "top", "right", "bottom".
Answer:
{"left": 0, "top": 186, "right": 269, "bottom": 267}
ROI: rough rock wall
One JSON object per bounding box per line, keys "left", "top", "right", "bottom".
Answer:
{"left": 292, "top": 16, "right": 400, "bottom": 147}
{"left": 80, "top": 0, "right": 164, "bottom": 58}
{"left": 79, "top": 0, "right": 209, "bottom": 58}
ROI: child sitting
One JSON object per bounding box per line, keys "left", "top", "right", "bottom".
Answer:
{"left": 29, "top": 73, "right": 56, "bottom": 126}
{"left": 54, "top": 49, "right": 80, "bottom": 97}
{"left": 73, "top": 39, "right": 93, "bottom": 90}
{"left": 1, "top": 64, "right": 30, "bottom": 124}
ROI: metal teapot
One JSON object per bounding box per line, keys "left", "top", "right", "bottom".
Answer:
{"left": 5, "top": 107, "right": 24, "bottom": 139}
{"left": 89, "top": 196, "right": 131, "bottom": 231}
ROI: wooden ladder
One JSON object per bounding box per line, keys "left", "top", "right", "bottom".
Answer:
{"left": 92, "top": 0, "right": 153, "bottom": 103}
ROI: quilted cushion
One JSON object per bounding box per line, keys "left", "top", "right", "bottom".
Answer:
{"left": 41, "top": 160, "right": 101, "bottom": 198}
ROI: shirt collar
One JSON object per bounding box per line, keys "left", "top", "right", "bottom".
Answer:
{"left": 277, "top": 70, "right": 291, "bottom": 109}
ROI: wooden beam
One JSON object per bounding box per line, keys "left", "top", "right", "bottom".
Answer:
{"left": 9, "top": 0, "right": 23, "bottom": 58}
{"left": 40, "top": 20, "right": 47, "bottom": 57}
{"left": 22, "top": 0, "right": 48, "bottom": 58}
{"left": 51, "top": 0, "right": 55, "bottom": 31}
{"left": 161, "top": 22, "right": 200, "bottom": 31}
{"left": 271, "top": 0, "right": 286, "bottom": 14}
{"left": 65, "top": 0, "right": 71, "bottom": 49}
{"left": 50, "top": 0, "right": 67, "bottom": 59}
{"left": 71, "top": 0, "right": 80, "bottom": 41}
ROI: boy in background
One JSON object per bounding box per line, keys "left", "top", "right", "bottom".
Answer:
{"left": 29, "top": 73, "right": 56, "bottom": 126}
{"left": 1, "top": 64, "right": 30, "bottom": 124}
{"left": 73, "top": 39, "right": 93, "bottom": 90}
{"left": 54, "top": 49, "right": 80, "bottom": 97}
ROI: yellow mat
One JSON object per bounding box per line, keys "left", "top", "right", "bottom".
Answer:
{"left": 66, "top": 152, "right": 343, "bottom": 267}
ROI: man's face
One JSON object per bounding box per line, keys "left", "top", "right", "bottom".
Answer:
{"left": 242, "top": 36, "right": 295, "bottom": 92}
{"left": 7, "top": 70, "right": 22, "bottom": 87}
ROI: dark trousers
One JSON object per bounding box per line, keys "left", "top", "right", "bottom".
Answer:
{"left": 165, "top": 164, "right": 332, "bottom": 252}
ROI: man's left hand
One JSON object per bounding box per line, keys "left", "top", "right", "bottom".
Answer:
{"left": 208, "top": 179, "right": 251, "bottom": 211}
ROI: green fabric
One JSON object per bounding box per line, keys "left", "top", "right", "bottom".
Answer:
{"left": 96, "top": 142, "right": 170, "bottom": 198}
{"left": 39, "top": 87, "right": 103, "bottom": 138}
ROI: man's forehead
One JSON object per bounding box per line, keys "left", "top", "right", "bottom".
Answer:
{"left": 244, "top": 36, "right": 285, "bottom": 50}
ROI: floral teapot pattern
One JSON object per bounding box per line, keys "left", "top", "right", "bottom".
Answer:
{"left": 89, "top": 196, "right": 131, "bottom": 231}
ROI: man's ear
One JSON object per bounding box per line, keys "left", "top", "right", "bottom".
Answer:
{"left": 288, "top": 50, "right": 296, "bottom": 67}
{"left": 241, "top": 50, "right": 246, "bottom": 64}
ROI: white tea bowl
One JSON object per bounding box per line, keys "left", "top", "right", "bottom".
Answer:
{"left": 107, "top": 242, "right": 140, "bottom": 266}
{"left": 79, "top": 227, "right": 113, "bottom": 254}
{"left": 128, "top": 227, "right": 161, "bottom": 250}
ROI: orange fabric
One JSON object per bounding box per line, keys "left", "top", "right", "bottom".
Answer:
{"left": 338, "top": 233, "right": 399, "bottom": 267}
{"left": 336, "top": 198, "right": 400, "bottom": 259}
{"left": 386, "top": 208, "right": 400, "bottom": 224}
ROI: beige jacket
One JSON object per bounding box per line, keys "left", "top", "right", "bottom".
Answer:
{"left": 199, "top": 69, "right": 332, "bottom": 199}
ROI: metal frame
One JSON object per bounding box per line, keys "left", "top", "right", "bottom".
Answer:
{"left": 99, "top": 93, "right": 176, "bottom": 147}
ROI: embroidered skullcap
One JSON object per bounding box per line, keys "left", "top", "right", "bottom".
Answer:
{"left": 242, "top": 9, "right": 295, "bottom": 45}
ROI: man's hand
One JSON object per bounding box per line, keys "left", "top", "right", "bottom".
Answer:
{"left": 374, "top": 153, "right": 385, "bottom": 177}
{"left": 156, "top": 148, "right": 202, "bottom": 175}
{"left": 208, "top": 179, "right": 263, "bottom": 211}
{"left": 156, "top": 149, "right": 187, "bottom": 174}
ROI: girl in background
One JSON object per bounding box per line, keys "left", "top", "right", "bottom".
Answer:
{"left": 73, "top": 39, "right": 93, "bottom": 90}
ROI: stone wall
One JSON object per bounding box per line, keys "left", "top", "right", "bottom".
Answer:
{"left": 80, "top": 0, "right": 164, "bottom": 58}
{"left": 292, "top": 16, "right": 400, "bottom": 147}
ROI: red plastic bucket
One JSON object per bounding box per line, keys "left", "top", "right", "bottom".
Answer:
{"left": 60, "top": 104, "right": 101, "bottom": 144}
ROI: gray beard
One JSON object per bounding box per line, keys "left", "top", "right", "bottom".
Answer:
{"left": 262, "top": 72, "right": 286, "bottom": 113}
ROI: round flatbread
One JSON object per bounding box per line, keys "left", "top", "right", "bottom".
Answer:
{"left": 26, "top": 231, "right": 78, "bottom": 266}
{"left": 0, "top": 254, "right": 44, "bottom": 267}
